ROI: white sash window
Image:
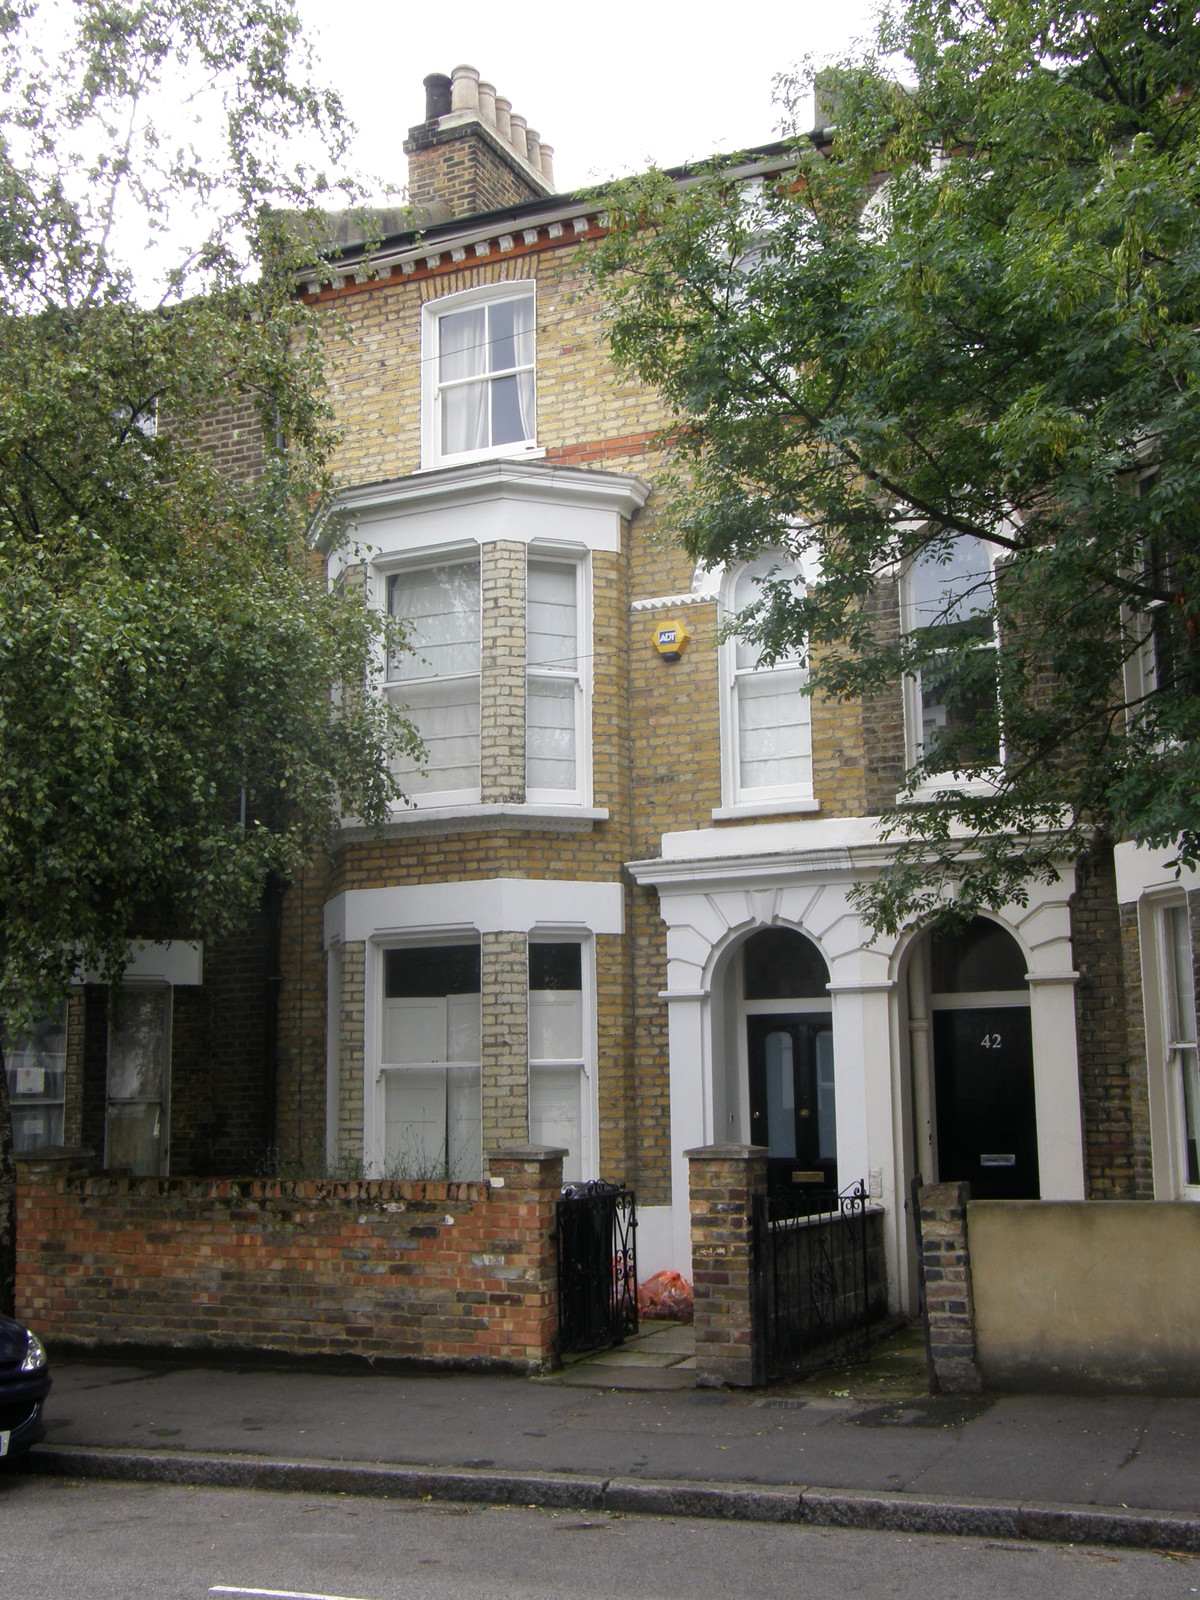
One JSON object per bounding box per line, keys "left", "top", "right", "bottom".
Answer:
{"left": 424, "top": 287, "right": 536, "bottom": 468}
{"left": 387, "top": 557, "right": 481, "bottom": 804}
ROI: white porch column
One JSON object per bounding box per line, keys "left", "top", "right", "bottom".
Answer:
{"left": 1009, "top": 875, "right": 1085, "bottom": 1200}
{"left": 1028, "top": 973, "right": 1086, "bottom": 1198}
{"left": 666, "top": 990, "right": 710, "bottom": 1278}
{"left": 829, "top": 977, "right": 906, "bottom": 1311}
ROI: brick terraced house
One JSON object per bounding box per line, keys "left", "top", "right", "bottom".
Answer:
{"left": 11, "top": 65, "right": 1199, "bottom": 1330}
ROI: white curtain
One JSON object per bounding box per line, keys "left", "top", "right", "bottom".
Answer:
{"left": 527, "top": 560, "right": 577, "bottom": 791}
{"left": 737, "top": 665, "right": 810, "bottom": 791}
{"left": 389, "top": 560, "right": 480, "bottom": 682}
{"left": 439, "top": 306, "right": 488, "bottom": 455}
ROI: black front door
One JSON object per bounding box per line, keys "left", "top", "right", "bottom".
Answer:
{"left": 933, "top": 1005, "right": 1039, "bottom": 1198}
{"left": 748, "top": 1014, "right": 836, "bottom": 1195}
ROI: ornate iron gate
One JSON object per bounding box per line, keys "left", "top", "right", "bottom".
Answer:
{"left": 753, "top": 1180, "right": 871, "bottom": 1382}
{"left": 555, "top": 1180, "right": 638, "bottom": 1354}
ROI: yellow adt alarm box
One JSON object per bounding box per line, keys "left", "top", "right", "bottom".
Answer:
{"left": 652, "top": 620, "right": 690, "bottom": 662}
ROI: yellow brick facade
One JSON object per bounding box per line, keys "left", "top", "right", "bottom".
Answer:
{"left": 273, "top": 183, "right": 885, "bottom": 1228}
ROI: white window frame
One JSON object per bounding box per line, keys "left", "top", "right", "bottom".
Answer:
{"left": 900, "top": 534, "right": 1004, "bottom": 792}
{"left": 1147, "top": 898, "right": 1200, "bottom": 1200}
{"left": 717, "top": 555, "right": 816, "bottom": 817}
{"left": 527, "top": 932, "right": 597, "bottom": 1183}
{"left": 384, "top": 547, "right": 482, "bottom": 808}
{"left": 373, "top": 937, "right": 483, "bottom": 1183}
{"left": 526, "top": 550, "right": 592, "bottom": 807}
{"left": 421, "top": 281, "right": 539, "bottom": 471}
{"left": 4, "top": 1002, "right": 68, "bottom": 1155}
{"left": 1122, "top": 472, "right": 1182, "bottom": 730}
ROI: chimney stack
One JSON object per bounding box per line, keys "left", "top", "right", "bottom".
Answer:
{"left": 404, "top": 65, "right": 558, "bottom": 221}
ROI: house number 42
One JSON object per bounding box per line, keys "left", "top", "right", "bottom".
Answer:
{"left": 980, "top": 1032, "right": 1003, "bottom": 1049}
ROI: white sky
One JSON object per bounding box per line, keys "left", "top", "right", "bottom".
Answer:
{"left": 293, "top": 0, "right": 888, "bottom": 200}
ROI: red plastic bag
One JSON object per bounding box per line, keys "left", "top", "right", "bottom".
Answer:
{"left": 637, "top": 1269, "right": 694, "bottom": 1323}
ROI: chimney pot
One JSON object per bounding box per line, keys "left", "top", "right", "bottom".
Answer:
{"left": 423, "top": 72, "right": 452, "bottom": 122}
{"left": 539, "top": 143, "right": 556, "bottom": 189}
{"left": 508, "top": 112, "right": 528, "bottom": 160}
{"left": 477, "top": 81, "right": 497, "bottom": 127}
{"left": 525, "top": 128, "right": 542, "bottom": 171}
{"left": 451, "top": 64, "right": 481, "bottom": 114}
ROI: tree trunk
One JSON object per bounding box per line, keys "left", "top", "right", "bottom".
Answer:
{"left": 0, "top": 1044, "right": 15, "bottom": 1317}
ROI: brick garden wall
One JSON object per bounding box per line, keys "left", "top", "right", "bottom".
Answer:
{"left": 16, "top": 1149, "right": 563, "bottom": 1372}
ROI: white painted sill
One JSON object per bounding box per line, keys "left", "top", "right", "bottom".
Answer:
{"left": 711, "top": 798, "right": 821, "bottom": 822}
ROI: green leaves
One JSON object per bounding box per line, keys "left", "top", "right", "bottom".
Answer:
{"left": 0, "top": 0, "right": 408, "bottom": 1021}
{"left": 593, "top": 0, "right": 1200, "bottom": 926}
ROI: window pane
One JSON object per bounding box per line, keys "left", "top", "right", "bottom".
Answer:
{"left": 737, "top": 666, "right": 810, "bottom": 790}
{"left": 1166, "top": 905, "right": 1197, "bottom": 1047}
{"left": 763, "top": 1031, "right": 797, "bottom": 1159}
{"left": 529, "top": 1064, "right": 583, "bottom": 1182}
{"left": 489, "top": 371, "right": 534, "bottom": 446}
{"left": 446, "top": 993, "right": 482, "bottom": 1065}
{"left": 909, "top": 536, "right": 993, "bottom": 627}
{"left": 487, "top": 297, "right": 533, "bottom": 373}
{"left": 816, "top": 1029, "right": 837, "bottom": 1162}
{"left": 385, "top": 945, "right": 481, "bottom": 998}
{"left": 931, "top": 917, "right": 1028, "bottom": 994}
{"left": 733, "top": 558, "right": 803, "bottom": 671}
{"left": 919, "top": 648, "right": 1000, "bottom": 766}
{"left": 12, "top": 1103, "right": 63, "bottom": 1151}
{"left": 106, "top": 1101, "right": 164, "bottom": 1174}
{"left": 529, "top": 944, "right": 582, "bottom": 992}
{"left": 527, "top": 562, "right": 577, "bottom": 669}
{"left": 530, "top": 991, "right": 583, "bottom": 1062}
{"left": 389, "top": 562, "right": 480, "bottom": 682}
{"left": 527, "top": 678, "right": 576, "bottom": 791}
{"left": 382, "top": 997, "right": 446, "bottom": 1066}
{"left": 447, "top": 1064, "right": 482, "bottom": 1180}
{"left": 390, "top": 677, "right": 480, "bottom": 795}
{"left": 4, "top": 1004, "right": 67, "bottom": 1153}
{"left": 1182, "top": 1047, "right": 1200, "bottom": 1187}
{"left": 384, "top": 1068, "right": 448, "bottom": 1179}
{"left": 107, "top": 989, "right": 167, "bottom": 1100}
{"left": 439, "top": 306, "right": 486, "bottom": 382}
{"left": 743, "top": 929, "right": 829, "bottom": 1000}
{"left": 441, "top": 379, "right": 489, "bottom": 455}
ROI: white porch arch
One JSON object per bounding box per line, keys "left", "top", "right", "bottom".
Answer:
{"left": 628, "top": 816, "right": 1084, "bottom": 1309}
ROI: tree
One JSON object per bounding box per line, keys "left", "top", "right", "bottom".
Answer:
{"left": 0, "top": 0, "right": 417, "bottom": 1314}
{"left": 592, "top": 0, "right": 1199, "bottom": 932}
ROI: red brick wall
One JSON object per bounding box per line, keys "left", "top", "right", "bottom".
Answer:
{"left": 16, "top": 1149, "right": 562, "bottom": 1371}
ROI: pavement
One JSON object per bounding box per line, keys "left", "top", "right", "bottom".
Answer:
{"left": 17, "top": 1320, "right": 1200, "bottom": 1552}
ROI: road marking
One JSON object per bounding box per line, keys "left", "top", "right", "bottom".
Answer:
{"left": 210, "top": 1588, "right": 382, "bottom": 1600}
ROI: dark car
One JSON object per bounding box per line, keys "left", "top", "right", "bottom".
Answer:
{"left": 0, "top": 1314, "right": 51, "bottom": 1463}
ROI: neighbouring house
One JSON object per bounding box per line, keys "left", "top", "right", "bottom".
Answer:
{"left": 11, "top": 65, "right": 1198, "bottom": 1354}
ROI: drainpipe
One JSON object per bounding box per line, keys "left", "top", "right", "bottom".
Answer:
{"left": 263, "top": 871, "right": 284, "bottom": 1162}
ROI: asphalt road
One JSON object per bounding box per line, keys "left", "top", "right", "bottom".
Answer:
{"left": 3, "top": 1475, "right": 1199, "bottom": 1600}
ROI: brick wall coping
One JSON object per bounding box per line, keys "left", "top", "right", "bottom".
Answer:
{"left": 685, "top": 1143, "right": 769, "bottom": 1161}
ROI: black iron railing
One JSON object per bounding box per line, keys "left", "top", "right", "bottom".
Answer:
{"left": 753, "top": 1180, "right": 871, "bottom": 1382}
{"left": 556, "top": 1179, "right": 638, "bottom": 1354}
